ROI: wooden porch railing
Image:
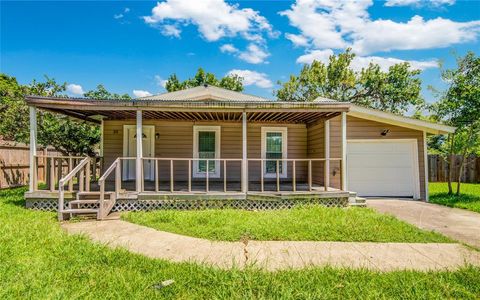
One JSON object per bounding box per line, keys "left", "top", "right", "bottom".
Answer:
{"left": 142, "top": 158, "right": 243, "bottom": 193}
{"left": 99, "top": 157, "right": 344, "bottom": 195}
{"left": 247, "top": 158, "right": 343, "bottom": 192}
{"left": 32, "top": 154, "right": 102, "bottom": 192}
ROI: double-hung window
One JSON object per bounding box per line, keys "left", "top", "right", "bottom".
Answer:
{"left": 261, "top": 127, "right": 287, "bottom": 178}
{"left": 193, "top": 126, "right": 220, "bottom": 178}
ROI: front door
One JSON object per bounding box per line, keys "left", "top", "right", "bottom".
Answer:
{"left": 193, "top": 126, "right": 220, "bottom": 178}
{"left": 123, "top": 125, "right": 155, "bottom": 181}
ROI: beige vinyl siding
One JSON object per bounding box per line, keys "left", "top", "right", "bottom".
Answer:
{"left": 307, "top": 122, "right": 325, "bottom": 186}
{"left": 328, "top": 115, "right": 426, "bottom": 199}
{"left": 102, "top": 120, "right": 308, "bottom": 182}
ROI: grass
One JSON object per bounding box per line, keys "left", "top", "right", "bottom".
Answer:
{"left": 2, "top": 187, "right": 480, "bottom": 299}
{"left": 429, "top": 182, "right": 480, "bottom": 213}
{"left": 122, "top": 206, "right": 451, "bottom": 243}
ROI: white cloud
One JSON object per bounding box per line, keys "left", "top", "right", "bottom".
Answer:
{"left": 154, "top": 75, "right": 168, "bottom": 88}
{"left": 285, "top": 33, "right": 309, "bottom": 47}
{"left": 114, "top": 7, "right": 130, "bottom": 19}
{"left": 238, "top": 44, "right": 269, "bottom": 64}
{"left": 385, "top": 0, "right": 455, "bottom": 7}
{"left": 227, "top": 69, "right": 273, "bottom": 88}
{"left": 296, "top": 49, "right": 438, "bottom": 71}
{"left": 66, "top": 83, "right": 84, "bottom": 96}
{"left": 133, "top": 90, "right": 153, "bottom": 98}
{"left": 351, "top": 16, "right": 480, "bottom": 54}
{"left": 280, "top": 0, "right": 480, "bottom": 55}
{"left": 220, "top": 44, "right": 238, "bottom": 53}
{"left": 296, "top": 49, "right": 335, "bottom": 65}
{"left": 143, "top": 0, "right": 276, "bottom": 42}
{"left": 162, "top": 24, "right": 181, "bottom": 37}
{"left": 220, "top": 43, "right": 269, "bottom": 64}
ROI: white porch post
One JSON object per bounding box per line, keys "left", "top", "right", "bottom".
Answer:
{"left": 242, "top": 112, "right": 247, "bottom": 193}
{"left": 29, "top": 106, "right": 37, "bottom": 192}
{"left": 324, "top": 119, "right": 330, "bottom": 190}
{"left": 99, "top": 118, "right": 104, "bottom": 157}
{"left": 341, "top": 112, "right": 347, "bottom": 191}
{"left": 423, "top": 131, "right": 429, "bottom": 202}
{"left": 136, "top": 110, "right": 143, "bottom": 192}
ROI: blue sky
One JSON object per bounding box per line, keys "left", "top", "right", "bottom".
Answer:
{"left": 1, "top": 0, "right": 479, "bottom": 103}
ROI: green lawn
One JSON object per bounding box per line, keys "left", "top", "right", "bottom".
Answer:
{"left": 2, "top": 187, "right": 480, "bottom": 299}
{"left": 429, "top": 182, "right": 480, "bottom": 213}
{"left": 122, "top": 205, "right": 451, "bottom": 243}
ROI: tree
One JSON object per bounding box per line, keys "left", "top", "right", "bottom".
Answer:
{"left": 164, "top": 68, "right": 243, "bottom": 92}
{"left": 0, "top": 74, "right": 100, "bottom": 155}
{"left": 431, "top": 52, "right": 480, "bottom": 195}
{"left": 83, "top": 84, "right": 131, "bottom": 100}
{"left": 275, "top": 49, "right": 424, "bottom": 114}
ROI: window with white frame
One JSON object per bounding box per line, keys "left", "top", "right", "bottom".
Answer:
{"left": 261, "top": 127, "right": 287, "bottom": 178}
{"left": 193, "top": 126, "right": 220, "bottom": 178}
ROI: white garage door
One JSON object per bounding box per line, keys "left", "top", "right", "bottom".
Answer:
{"left": 347, "top": 140, "right": 418, "bottom": 197}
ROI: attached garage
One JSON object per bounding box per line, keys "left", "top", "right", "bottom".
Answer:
{"left": 346, "top": 140, "right": 420, "bottom": 198}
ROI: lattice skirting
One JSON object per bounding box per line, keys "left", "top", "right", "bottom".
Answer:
{"left": 26, "top": 197, "right": 348, "bottom": 212}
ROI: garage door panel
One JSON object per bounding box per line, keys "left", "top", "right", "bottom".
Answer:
{"left": 348, "top": 167, "right": 413, "bottom": 182}
{"left": 348, "top": 142, "right": 411, "bottom": 154}
{"left": 347, "top": 140, "right": 417, "bottom": 197}
{"left": 348, "top": 154, "right": 413, "bottom": 168}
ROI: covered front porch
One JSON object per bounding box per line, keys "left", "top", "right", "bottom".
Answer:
{"left": 25, "top": 94, "right": 352, "bottom": 219}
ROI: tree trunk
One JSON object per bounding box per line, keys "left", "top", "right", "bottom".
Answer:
{"left": 447, "top": 133, "right": 455, "bottom": 194}
{"left": 456, "top": 125, "right": 475, "bottom": 196}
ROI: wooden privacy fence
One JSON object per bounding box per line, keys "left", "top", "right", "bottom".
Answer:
{"left": 428, "top": 154, "right": 480, "bottom": 183}
{"left": 0, "top": 140, "right": 61, "bottom": 189}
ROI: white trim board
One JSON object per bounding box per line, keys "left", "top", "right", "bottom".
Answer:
{"left": 346, "top": 139, "right": 421, "bottom": 200}
{"left": 348, "top": 105, "right": 455, "bottom": 135}
{"left": 261, "top": 127, "right": 288, "bottom": 178}
{"left": 193, "top": 125, "right": 221, "bottom": 178}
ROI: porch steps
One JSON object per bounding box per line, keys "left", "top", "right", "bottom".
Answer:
{"left": 61, "top": 192, "right": 116, "bottom": 220}
{"left": 348, "top": 192, "right": 367, "bottom": 207}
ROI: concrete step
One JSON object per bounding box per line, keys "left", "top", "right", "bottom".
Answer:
{"left": 349, "top": 202, "right": 367, "bottom": 207}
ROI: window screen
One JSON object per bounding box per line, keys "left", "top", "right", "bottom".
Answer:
{"left": 198, "top": 131, "right": 216, "bottom": 172}
{"left": 265, "top": 132, "right": 283, "bottom": 174}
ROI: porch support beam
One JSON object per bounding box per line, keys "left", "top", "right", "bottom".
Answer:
{"left": 242, "top": 112, "right": 247, "bottom": 193}
{"left": 136, "top": 110, "right": 143, "bottom": 193}
{"left": 29, "top": 106, "right": 37, "bottom": 192}
{"left": 324, "top": 119, "right": 330, "bottom": 191}
{"left": 341, "top": 112, "right": 347, "bottom": 191}
{"left": 423, "top": 131, "right": 429, "bottom": 202}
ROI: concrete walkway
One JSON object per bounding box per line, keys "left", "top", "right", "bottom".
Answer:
{"left": 63, "top": 220, "right": 480, "bottom": 271}
{"left": 367, "top": 199, "right": 480, "bottom": 249}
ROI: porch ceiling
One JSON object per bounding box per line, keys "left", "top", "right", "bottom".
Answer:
{"left": 26, "top": 96, "right": 350, "bottom": 124}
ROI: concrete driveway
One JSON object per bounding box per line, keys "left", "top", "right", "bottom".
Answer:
{"left": 367, "top": 199, "right": 480, "bottom": 249}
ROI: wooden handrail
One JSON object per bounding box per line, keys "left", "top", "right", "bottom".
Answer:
{"left": 98, "top": 158, "right": 121, "bottom": 219}
{"left": 58, "top": 157, "right": 90, "bottom": 221}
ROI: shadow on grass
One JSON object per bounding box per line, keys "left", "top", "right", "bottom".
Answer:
{"left": 430, "top": 193, "right": 480, "bottom": 205}
{"left": 0, "top": 186, "right": 27, "bottom": 207}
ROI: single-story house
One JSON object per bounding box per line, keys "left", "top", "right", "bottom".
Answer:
{"left": 24, "top": 85, "right": 455, "bottom": 220}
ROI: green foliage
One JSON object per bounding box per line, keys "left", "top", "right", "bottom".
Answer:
{"left": 165, "top": 68, "right": 243, "bottom": 92}
{"left": 276, "top": 49, "right": 424, "bottom": 114}
{"left": 0, "top": 73, "right": 100, "bottom": 155}
{"left": 3, "top": 187, "right": 480, "bottom": 299}
{"left": 122, "top": 206, "right": 450, "bottom": 243}
{"left": 83, "top": 84, "right": 131, "bottom": 100}
{"left": 430, "top": 52, "right": 480, "bottom": 194}
{"left": 429, "top": 183, "right": 480, "bottom": 213}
